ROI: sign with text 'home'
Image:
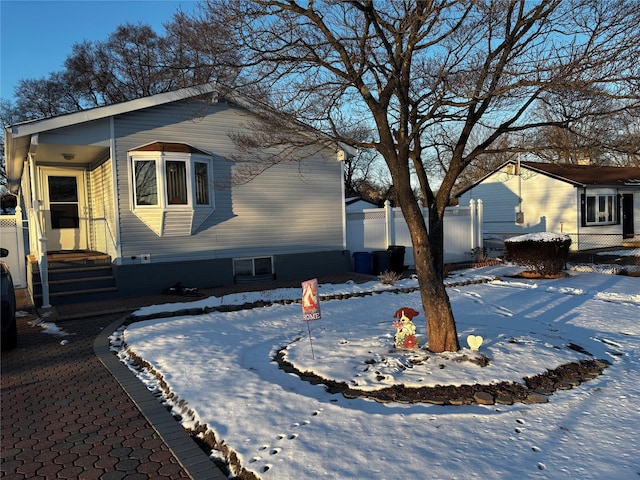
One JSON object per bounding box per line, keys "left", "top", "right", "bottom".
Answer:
{"left": 301, "top": 278, "right": 321, "bottom": 321}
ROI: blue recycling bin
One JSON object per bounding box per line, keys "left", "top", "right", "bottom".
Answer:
{"left": 352, "top": 252, "right": 373, "bottom": 275}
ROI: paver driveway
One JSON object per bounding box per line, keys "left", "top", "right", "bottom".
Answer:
{"left": 1, "top": 311, "right": 218, "bottom": 480}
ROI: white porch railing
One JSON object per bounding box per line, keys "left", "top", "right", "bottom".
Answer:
{"left": 346, "top": 199, "right": 484, "bottom": 267}
{"left": 27, "top": 154, "right": 51, "bottom": 307}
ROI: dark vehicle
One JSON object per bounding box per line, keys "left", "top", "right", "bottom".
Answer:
{"left": 1, "top": 248, "right": 17, "bottom": 350}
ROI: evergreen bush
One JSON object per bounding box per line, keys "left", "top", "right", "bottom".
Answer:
{"left": 505, "top": 233, "right": 571, "bottom": 276}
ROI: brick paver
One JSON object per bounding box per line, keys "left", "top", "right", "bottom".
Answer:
{"left": 2, "top": 272, "right": 377, "bottom": 479}
{"left": 1, "top": 312, "right": 193, "bottom": 480}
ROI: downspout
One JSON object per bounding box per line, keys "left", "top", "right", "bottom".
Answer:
{"left": 339, "top": 148, "right": 347, "bottom": 251}
{"left": 28, "top": 137, "right": 50, "bottom": 308}
{"left": 577, "top": 187, "right": 585, "bottom": 251}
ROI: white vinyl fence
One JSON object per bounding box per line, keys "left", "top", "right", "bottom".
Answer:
{"left": 0, "top": 207, "right": 27, "bottom": 287}
{"left": 346, "top": 200, "right": 483, "bottom": 269}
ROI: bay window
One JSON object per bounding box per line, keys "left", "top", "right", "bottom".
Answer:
{"left": 131, "top": 153, "right": 213, "bottom": 209}
{"left": 129, "top": 142, "right": 215, "bottom": 236}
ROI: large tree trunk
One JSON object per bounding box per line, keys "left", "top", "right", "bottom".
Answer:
{"left": 400, "top": 198, "right": 460, "bottom": 353}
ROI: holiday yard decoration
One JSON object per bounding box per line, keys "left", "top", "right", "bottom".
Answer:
{"left": 467, "top": 335, "right": 483, "bottom": 351}
{"left": 393, "top": 308, "right": 421, "bottom": 350}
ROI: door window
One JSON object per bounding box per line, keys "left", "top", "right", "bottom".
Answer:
{"left": 48, "top": 176, "right": 79, "bottom": 229}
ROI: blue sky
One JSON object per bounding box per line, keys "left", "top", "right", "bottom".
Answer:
{"left": 0, "top": 0, "right": 200, "bottom": 102}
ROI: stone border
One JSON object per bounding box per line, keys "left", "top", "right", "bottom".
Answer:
{"left": 274, "top": 348, "right": 609, "bottom": 406}
{"left": 95, "top": 317, "right": 228, "bottom": 480}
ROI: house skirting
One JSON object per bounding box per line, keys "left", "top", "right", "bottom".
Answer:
{"left": 113, "top": 250, "right": 352, "bottom": 298}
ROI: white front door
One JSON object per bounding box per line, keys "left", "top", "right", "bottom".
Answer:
{"left": 41, "top": 168, "right": 89, "bottom": 251}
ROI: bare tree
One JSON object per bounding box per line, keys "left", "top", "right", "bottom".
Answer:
{"left": 1, "top": 99, "right": 21, "bottom": 193}
{"left": 529, "top": 98, "right": 640, "bottom": 166}
{"left": 162, "top": 9, "right": 242, "bottom": 88}
{"left": 7, "top": 13, "right": 242, "bottom": 120}
{"left": 206, "top": 0, "right": 640, "bottom": 353}
{"left": 64, "top": 24, "right": 170, "bottom": 106}
{"left": 12, "top": 74, "right": 84, "bottom": 120}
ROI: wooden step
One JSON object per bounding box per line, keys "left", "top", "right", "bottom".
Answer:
{"left": 47, "top": 286, "right": 119, "bottom": 298}
{"left": 43, "top": 275, "right": 116, "bottom": 287}
{"left": 34, "top": 286, "right": 119, "bottom": 305}
{"left": 30, "top": 251, "right": 119, "bottom": 306}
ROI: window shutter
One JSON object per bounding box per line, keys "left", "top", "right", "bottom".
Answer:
{"left": 580, "top": 193, "right": 586, "bottom": 227}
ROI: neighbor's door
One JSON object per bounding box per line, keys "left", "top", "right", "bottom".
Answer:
{"left": 42, "top": 169, "right": 89, "bottom": 251}
{"left": 622, "top": 194, "right": 634, "bottom": 238}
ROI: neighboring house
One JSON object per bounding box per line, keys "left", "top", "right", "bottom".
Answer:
{"left": 345, "top": 197, "right": 379, "bottom": 212}
{"left": 3, "top": 83, "right": 355, "bottom": 306}
{"left": 456, "top": 160, "right": 640, "bottom": 252}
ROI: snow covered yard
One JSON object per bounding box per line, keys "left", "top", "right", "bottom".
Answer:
{"left": 117, "top": 263, "right": 639, "bottom": 480}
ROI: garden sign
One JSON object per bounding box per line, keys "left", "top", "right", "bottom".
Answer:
{"left": 301, "top": 278, "right": 321, "bottom": 359}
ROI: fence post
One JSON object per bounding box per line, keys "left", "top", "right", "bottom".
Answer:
{"left": 477, "top": 199, "right": 484, "bottom": 250}
{"left": 469, "top": 199, "right": 476, "bottom": 251}
{"left": 384, "top": 200, "right": 393, "bottom": 247}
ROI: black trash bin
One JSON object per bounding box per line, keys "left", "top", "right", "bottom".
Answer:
{"left": 387, "top": 245, "right": 406, "bottom": 274}
{"left": 372, "top": 250, "right": 391, "bottom": 275}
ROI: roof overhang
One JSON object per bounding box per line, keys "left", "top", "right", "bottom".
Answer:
{"left": 3, "top": 81, "right": 358, "bottom": 192}
{"left": 3, "top": 83, "right": 220, "bottom": 194}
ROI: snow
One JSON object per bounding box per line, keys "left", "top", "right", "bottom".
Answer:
{"left": 504, "top": 232, "right": 571, "bottom": 243}
{"left": 25, "top": 310, "right": 73, "bottom": 337}
{"left": 109, "top": 262, "right": 640, "bottom": 480}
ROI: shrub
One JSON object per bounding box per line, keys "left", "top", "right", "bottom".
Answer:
{"left": 380, "top": 270, "right": 401, "bottom": 285}
{"left": 505, "top": 232, "right": 571, "bottom": 276}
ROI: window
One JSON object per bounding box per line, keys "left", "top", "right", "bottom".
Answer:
{"left": 233, "top": 257, "right": 274, "bottom": 277}
{"left": 48, "top": 176, "right": 80, "bottom": 228}
{"left": 584, "top": 193, "right": 617, "bottom": 225}
{"left": 129, "top": 143, "right": 215, "bottom": 236}
{"left": 134, "top": 160, "right": 158, "bottom": 206}
{"left": 130, "top": 153, "right": 213, "bottom": 208}
{"left": 194, "top": 162, "right": 209, "bottom": 205}
{"left": 166, "top": 161, "right": 188, "bottom": 205}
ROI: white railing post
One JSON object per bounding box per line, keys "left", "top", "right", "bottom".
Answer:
{"left": 477, "top": 199, "right": 484, "bottom": 250}
{"left": 469, "top": 199, "right": 476, "bottom": 251}
{"left": 38, "top": 236, "right": 50, "bottom": 308}
{"left": 384, "top": 200, "right": 393, "bottom": 248}
{"left": 28, "top": 152, "right": 50, "bottom": 308}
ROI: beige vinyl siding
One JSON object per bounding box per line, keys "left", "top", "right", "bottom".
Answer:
{"left": 112, "top": 99, "right": 344, "bottom": 264}
{"left": 518, "top": 170, "right": 576, "bottom": 232}
{"left": 89, "top": 158, "right": 118, "bottom": 259}
{"left": 460, "top": 166, "right": 577, "bottom": 235}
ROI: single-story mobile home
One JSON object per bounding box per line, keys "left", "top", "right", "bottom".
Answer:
{"left": 3, "top": 84, "right": 355, "bottom": 306}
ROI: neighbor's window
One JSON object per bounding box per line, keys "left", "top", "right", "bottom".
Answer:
{"left": 585, "top": 193, "right": 617, "bottom": 225}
